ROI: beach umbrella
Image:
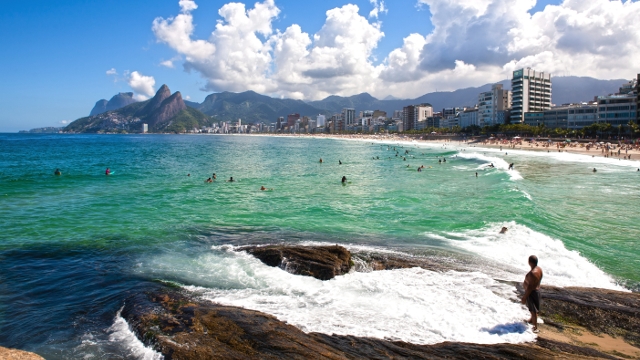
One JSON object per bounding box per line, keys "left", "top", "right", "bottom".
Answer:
{"left": 513, "top": 136, "right": 521, "bottom": 139}
{"left": 565, "top": 139, "right": 571, "bottom": 142}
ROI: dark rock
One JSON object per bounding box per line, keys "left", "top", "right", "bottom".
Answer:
{"left": 517, "top": 285, "right": 640, "bottom": 347}
{"left": 105, "top": 92, "right": 136, "bottom": 112}
{"left": 148, "top": 91, "right": 187, "bottom": 128}
{"left": 123, "top": 290, "right": 615, "bottom": 360}
{"left": 138, "top": 84, "right": 172, "bottom": 116}
{"left": 351, "top": 252, "right": 467, "bottom": 273}
{"left": 90, "top": 99, "right": 108, "bottom": 116}
{"left": 238, "top": 245, "right": 352, "bottom": 280}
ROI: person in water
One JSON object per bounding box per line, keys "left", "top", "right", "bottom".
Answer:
{"left": 187, "top": 173, "right": 190, "bottom": 177}
{"left": 54, "top": 168, "right": 61, "bottom": 176}
{"left": 475, "top": 172, "right": 478, "bottom": 177}
{"left": 228, "top": 177, "right": 235, "bottom": 182}
{"left": 260, "top": 186, "right": 272, "bottom": 191}
{"left": 341, "top": 176, "right": 347, "bottom": 184}
{"left": 593, "top": 168, "right": 597, "bottom": 173}
{"left": 213, "top": 173, "right": 217, "bottom": 180}
{"left": 522, "top": 255, "right": 543, "bottom": 333}
{"left": 319, "top": 158, "right": 323, "bottom": 163}
{"left": 339, "top": 160, "right": 342, "bottom": 165}
{"left": 105, "top": 168, "right": 111, "bottom": 176}
{"left": 205, "top": 177, "right": 213, "bottom": 183}
{"left": 500, "top": 226, "right": 508, "bottom": 234}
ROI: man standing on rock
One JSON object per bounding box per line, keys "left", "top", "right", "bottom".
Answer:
{"left": 522, "top": 255, "right": 543, "bottom": 333}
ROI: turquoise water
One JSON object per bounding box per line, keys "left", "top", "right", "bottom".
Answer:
{"left": 1, "top": 134, "right": 639, "bottom": 358}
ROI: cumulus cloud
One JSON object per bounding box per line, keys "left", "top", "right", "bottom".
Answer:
{"left": 153, "top": 0, "right": 640, "bottom": 101}
{"left": 160, "top": 60, "right": 175, "bottom": 68}
{"left": 128, "top": 71, "right": 156, "bottom": 100}
{"left": 59, "top": 120, "right": 69, "bottom": 125}
{"left": 369, "top": 0, "right": 387, "bottom": 18}
{"left": 106, "top": 68, "right": 117, "bottom": 75}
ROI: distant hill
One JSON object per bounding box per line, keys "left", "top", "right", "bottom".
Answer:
{"left": 187, "top": 90, "right": 331, "bottom": 123}
{"left": 67, "top": 85, "right": 213, "bottom": 133}
{"left": 90, "top": 92, "right": 138, "bottom": 116}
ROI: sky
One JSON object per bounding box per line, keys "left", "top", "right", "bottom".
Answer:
{"left": 0, "top": 0, "right": 638, "bottom": 132}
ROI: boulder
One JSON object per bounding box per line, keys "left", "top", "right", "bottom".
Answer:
{"left": 0, "top": 347, "right": 45, "bottom": 360}
{"left": 238, "top": 245, "right": 352, "bottom": 280}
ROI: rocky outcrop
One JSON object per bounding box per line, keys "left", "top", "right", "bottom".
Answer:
{"left": 0, "top": 346, "right": 45, "bottom": 360}
{"left": 517, "top": 285, "right": 640, "bottom": 347}
{"left": 148, "top": 91, "right": 187, "bottom": 129}
{"left": 123, "top": 290, "right": 618, "bottom": 360}
{"left": 90, "top": 93, "right": 137, "bottom": 116}
{"left": 238, "top": 245, "right": 352, "bottom": 280}
{"left": 139, "top": 84, "right": 171, "bottom": 116}
{"left": 90, "top": 99, "right": 108, "bottom": 116}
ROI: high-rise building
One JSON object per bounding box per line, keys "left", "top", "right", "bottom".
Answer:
{"left": 342, "top": 108, "right": 356, "bottom": 126}
{"left": 636, "top": 74, "right": 640, "bottom": 123}
{"left": 510, "top": 68, "right": 552, "bottom": 123}
{"left": 142, "top": 123, "right": 148, "bottom": 133}
{"left": 478, "top": 84, "right": 511, "bottom": 126}
{"left": 597, "top": 94, "right": 637, "bottom": 126}
{"left": 277, "top": 117, "right": 284, "bottom": 131}
{"left": 287, "top": 113, "right": 300, "bottom": 127}
{"left": 402, "top": 105, "right": 416, "bottom": 131}
{"left": 316, "top": 114, "right": 326, "bottom": 128}
{"left": 459, "top": 109, "right": 478, "bottom": 128}
{"left": 393, "top": 110, "right": 403, "bottom": 119}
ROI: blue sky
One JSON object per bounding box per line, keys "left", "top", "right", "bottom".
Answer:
{"left": 1, "top": 0, "right": 632, "bottom": 132}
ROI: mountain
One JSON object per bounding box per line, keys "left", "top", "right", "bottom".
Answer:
{"left": 67, "top": 85, "right": 212, "bottom": 133}
{"left": 90, "top": 92, "right": 137, "bottom": 116}
{"left": 188, "top": 90, "right": 331, "bottom": 123}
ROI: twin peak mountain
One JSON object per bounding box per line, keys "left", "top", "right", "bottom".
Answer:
{"left": 69, "top": 85, "right": 210, "bottom": 133}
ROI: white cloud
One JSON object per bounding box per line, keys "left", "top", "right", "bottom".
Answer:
{"left": 59, "top": 120, "right": 69, "bottom": 125}
{"left": 369, "top": 0, "right": 387, "bottom": 18}
{"left": 160, "top": 60, "right": 175, "bottom": 68}
{"left": 106, "top": 68, "right": 117, "bottom": 75}
{"left": 128, "top": 71, "right": 156, "bottom": 100}
{"left": 153, "top": 0, "right": 640, "bottom": 101}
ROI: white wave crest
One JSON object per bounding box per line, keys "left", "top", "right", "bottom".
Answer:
{"left": 426, "top": 222, "right": 626, "bottom": 291}
{"left": 457, "top": 152, "right": 523, "bottom": 180}
{"left": 108, "top": 308, "right": 164, "bottom": 360}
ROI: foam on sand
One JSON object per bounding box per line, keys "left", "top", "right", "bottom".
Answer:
{"left": 141, "top": 248, "right": 536, "bottom": 346}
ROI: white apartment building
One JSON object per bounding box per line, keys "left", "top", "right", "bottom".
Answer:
{"left": 511, "top": 68, "right": 552, "bottom": 123}
{"left": 478, "top": 84, "right": 511, "bottom": 126}
{"left": 316, "top": 114, "right": 326, "bottom": 128}
{"left": 342, "top": 108, "right": 356, "bottom": 126}
{"left": 459, "top": 109, "right": 478, "bottom": 128}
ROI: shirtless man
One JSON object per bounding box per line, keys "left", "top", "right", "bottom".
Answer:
{"left": 521, "top": 255, "right": 543, "bottom": 332}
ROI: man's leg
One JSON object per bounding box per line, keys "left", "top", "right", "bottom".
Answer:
{"left": 532, "top": 311, "right": 538, "bottom": 331}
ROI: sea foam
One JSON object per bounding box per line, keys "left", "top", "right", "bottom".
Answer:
{"left": 107, "top": 308, "right": 164, "bottom": 360}
{"left": 143, "top": 248, "right": 536, "bottom": 346}
{"left": 425, "top": 222, "right": 626, "bottom": 291}
{"left": 457, "top": 152, "right": 523, "bottom": 180}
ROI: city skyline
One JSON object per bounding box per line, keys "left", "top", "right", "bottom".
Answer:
{"left": 2, "top": 0, "right": 640, "bottom": 132}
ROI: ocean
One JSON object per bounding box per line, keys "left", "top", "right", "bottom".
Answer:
{"left": 1, "top": 133, "right": 638, "bottom": 359}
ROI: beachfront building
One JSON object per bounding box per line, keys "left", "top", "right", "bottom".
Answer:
{"left": 277, "top": 117, "right": 284, "bottom": 131}
{"left": 511, "top": 68, "right": 552, "bottom": 123}
{"left": 524, "top": 103, "right": 599, "bottom": 129}
{"left": 402, "top": 105, "right": 416, "bottom": 131}
{"left": 459, "top": 108, "right": 479, "bottom": 128}
{"left": 142, "top": 123, "right": 148, "bottom": 133}
{"left": 478, "top": 84, "right": 511, "bottom": 126}
{"left": 636, "top": 74, "right": 640, "bottom": 122}
{"left": 597, "top": 94, "right": 637, "bottom": 126}
{"left": 316, "top": 114, "right": 326, "bottom": 128}
{"left": 342, "top": 108, "right": 356, "bottom": 126}
{"left": 402, "top": 104, "right": 432, "bottom": 131}
{"left": 287, "top": 113, "right": 300, "bottom": 128}
{"left": 567, "top": 104, "right": 598, "bottom": 130}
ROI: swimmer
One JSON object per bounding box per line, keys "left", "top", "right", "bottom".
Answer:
{"left": 403, "top": 157, "right": 406, "bottom": 161}
{"left": 319, "top": 158, "right": 323, "bottom": 163}
{"left": 438, "top": 159, "right": 442, "bottom": 164}
{"left": 228, "top": 177, "right": 235, "bottom": 182}
{"left": 187, "top": 173, "right": 190, "bottom": 177}
{"left": 54, "top": 168, "right": 61, "bottom": 176}
{"left": 475, "top": 172, "right": 478, "bottom": 177}
{"left": 417, "top": 167, "right": 422, "bottom": 172}
{"left": 592, "top": 168, "right": 597, "bottom": 173}
{"left": 105, "top": 168, "right": 111, "bottom": 176}
{"left": 260, "top": 186, "right": 272, "bottom": 191}
{"left": 500, "top": 227, "right": 508, "bottom": 234}
{"left": 205, "top": 177, "right": 213, "bottom": 183}
{"left": 339, "top": 160, "right": 342, "bottom": 165}
{"left": 341, "top": 176, "right": 347, "bottom": 184}
{"left": 213, "top": 173, "right": 217, "bottom": 180}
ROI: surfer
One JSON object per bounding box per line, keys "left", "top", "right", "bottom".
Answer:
{"left": 54, "top": 168, "right": 61, "bottom": 176}
{"left": 105, "top": 168, "right": 111, "bottom": 176}
{"left": 521, "top": 255, "right": 543, "bottom": 333}
{"left": 499, "top": 227, "right": 508, "bottom": 234}
{"left": 509, "top": 163, "right": 514, "bottom": 170}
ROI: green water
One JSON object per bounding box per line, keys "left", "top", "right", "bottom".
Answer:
{"left": 1, "top": 133, "right": 639, "bottom": 357}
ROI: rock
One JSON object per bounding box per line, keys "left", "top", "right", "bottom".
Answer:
{"left": 139, "top": 85, "right": 171, "bottom": 115}
{"left": 0, "top": 347, "right": 45, "bottom": 360}
{"left": 517, "top": 285, "right": 640, "bottom": 347}
{"left": 123, "top": 290, "right": 616, "bottom": 360}
{"left": 238, "top": 245, "right": 352, "bottom": 280}
{"left": 148, "top": 91, "right": 187, "bottom": 128}
{"left": 90, "top": 99, "right": 108, "bottom": 116}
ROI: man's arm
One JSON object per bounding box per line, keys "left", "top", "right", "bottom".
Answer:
{"left": 521, "top": 273, "right": 536, "bottom": 304}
